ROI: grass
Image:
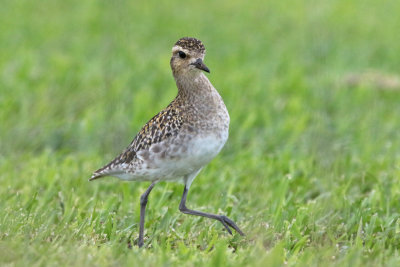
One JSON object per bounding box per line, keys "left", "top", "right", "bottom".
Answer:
{"left": 1, "top": 0, "right": 400, "bottom": 266}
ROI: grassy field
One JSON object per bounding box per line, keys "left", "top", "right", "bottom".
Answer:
{"left": 1, "top": 0, "right": 400, "bottom": 266}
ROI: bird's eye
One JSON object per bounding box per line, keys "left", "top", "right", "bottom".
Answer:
{"left": 178, "top": 51, "right": 186, "bottom": 59}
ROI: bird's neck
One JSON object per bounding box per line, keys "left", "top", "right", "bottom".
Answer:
{"left": 173, "top": 72, "right": 229, "bottom": 125}
{"left": 174, "top": 72, "right": 216, "bottom": 102}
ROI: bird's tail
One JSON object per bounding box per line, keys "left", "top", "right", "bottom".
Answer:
{"left": 89, "top": 172, "right": 106, "bottom": 181}
{"left": 89, "top": 163, "right": 113, "bottom": 181}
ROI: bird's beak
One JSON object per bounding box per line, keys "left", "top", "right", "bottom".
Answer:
{"left": 191, "top": 58, "right": 210, "bottom": 73}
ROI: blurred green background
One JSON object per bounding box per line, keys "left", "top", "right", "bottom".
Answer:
{"left": 1, "top": 0, "right": 400, "bottom": 266}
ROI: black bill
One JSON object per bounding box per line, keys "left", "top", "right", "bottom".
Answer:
{"left": 191, "top": 58, "right": 210, "bottom": 73}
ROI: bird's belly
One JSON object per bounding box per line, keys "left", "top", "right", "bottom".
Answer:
{"left": 125, "top": 131, "right": 228, "bottom": 182}
{"left": 184, "top": 134, "right": 227, "bottom": 165}
{"left": 165, "top": 134, "right": 227, "bottom": 176}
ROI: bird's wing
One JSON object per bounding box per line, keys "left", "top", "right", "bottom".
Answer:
{"left": 90, "top": 102, "right": 184, "bottom": 180}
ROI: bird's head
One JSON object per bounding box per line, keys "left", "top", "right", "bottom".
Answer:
{"left": 170, "top": 37, "right": 210, "bottom": 77}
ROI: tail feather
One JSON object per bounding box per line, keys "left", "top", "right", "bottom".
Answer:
{"left": 89, "top": 172, "right": 107, "bottom": 181}
{"left": 89, "top": 168, "right": 126, "bottom": 181}
{"left": 89, "top": 164, "right": 113, "bottom": 181}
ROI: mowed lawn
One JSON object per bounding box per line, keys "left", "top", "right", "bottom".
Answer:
{"left": 1, "top": 0, "right": 400, "bottom": 266}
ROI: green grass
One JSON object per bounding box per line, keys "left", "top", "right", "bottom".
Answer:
{"left": 1, "top": 0, "right": 400, "bottom": 266}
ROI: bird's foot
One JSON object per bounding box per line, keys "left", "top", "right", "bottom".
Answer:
{"left": 218, "top": 215, "right": 245, "bottom": 236}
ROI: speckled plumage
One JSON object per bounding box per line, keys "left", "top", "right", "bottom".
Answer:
{"left": 174, "top": 37, "right": 205, "bottom": 53}
{"left": 90, "top": 37, "right": 244, "bottom": 247}
{"left": 90, "top": 37, "right": 229, "bottom": 187}
{"left": 92, "top": 100, "right": 184, "bottom": 178}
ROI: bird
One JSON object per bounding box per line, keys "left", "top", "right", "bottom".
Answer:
{"left": 89, "top": 37, "right": 244, "bottom": 248}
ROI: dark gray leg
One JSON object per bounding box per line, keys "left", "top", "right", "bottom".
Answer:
{"left": 138, "top": 182, "right": 157, "bottom": 248}
{"left": 179, "top": 186, "right": 244, "bottom": 236}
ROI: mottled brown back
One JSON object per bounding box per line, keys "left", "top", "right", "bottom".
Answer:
{"left": 93, "top": 99, "right": 184, "bottom": 175}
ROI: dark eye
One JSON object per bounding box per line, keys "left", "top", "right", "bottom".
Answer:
{"left": 178, "top": 51, "right": 186, "bottom": 59}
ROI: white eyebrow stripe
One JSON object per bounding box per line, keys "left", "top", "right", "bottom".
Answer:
{"left": 172, "top": 46, "right": 190, "bottom": 54}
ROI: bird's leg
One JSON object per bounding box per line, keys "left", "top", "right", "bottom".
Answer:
{"left": 138, "top": 182, "right": 157, "bottom": 248}
{"left": 179, "top": 186, "right": 245, "bottom": 236}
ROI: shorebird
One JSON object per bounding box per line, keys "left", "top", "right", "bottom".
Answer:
{"left": 90, "top": 37, "right": 244, "bottom": 248}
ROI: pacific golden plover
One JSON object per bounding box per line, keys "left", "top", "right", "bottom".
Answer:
{"left": 90, "top": 37, "right": 244, "bottom": 248}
